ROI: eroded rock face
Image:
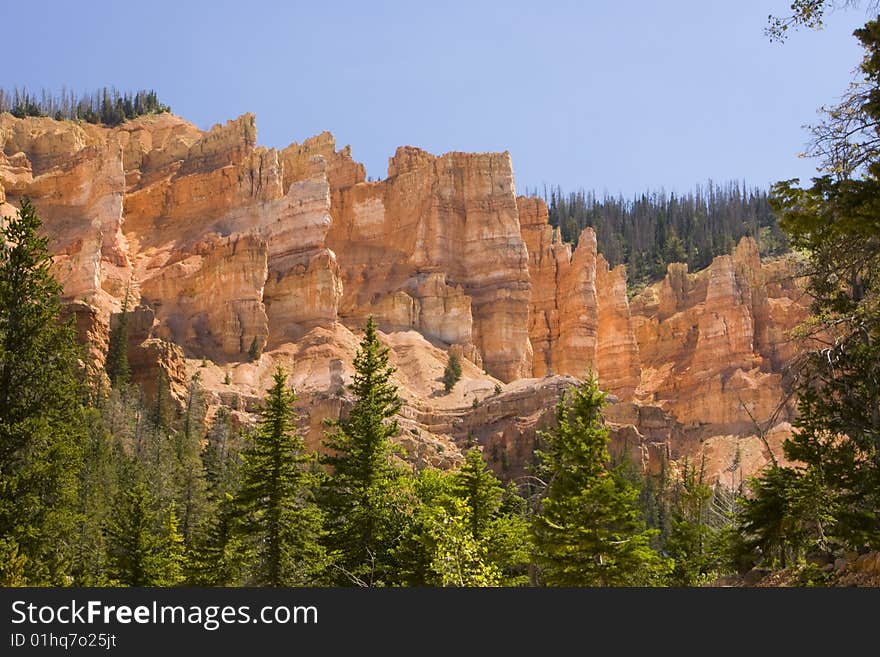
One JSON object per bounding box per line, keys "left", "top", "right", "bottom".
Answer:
{"left": 629, "top": 239, "right": 811, "bottom": 473}
{"left": 517, "top": 196, "right": 639, "bottom": 398}
{"left": 596, "top": 255, "right": 640, "bottom": 399}
{"left": 326, "top": 146, "right": 533, "bottom": 381}
{"left": 0, "top": 111, "right": 811, "bottom": 484}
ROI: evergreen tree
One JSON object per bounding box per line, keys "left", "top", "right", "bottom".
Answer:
{"left": 105, "top": 478, "right": 185, "bottom": 586}
{"left": 768, "top": 18, "right": 880, "bottom": 554}
{"left": 1, "top": 86, "right": 169, "bottom": 125}
{"left": 532, "top": 181, "right": 785, "bottom": 292}
{"left": 451, "top": 448, "right": 531, "bottom": 585}
{"left": 737, "top": 465, "right": 818, "bottom": 568}
{"left": 235, "top": 367, "right": 325, "bottom": 586}
{"left": 0, "top": 198, "right": 84, "bottom": 584}
{"left": 190, "top": 407, "right": 245, "bottom": 585}
{"left": 192, "top": 492, "right": 246, "bottom": 585}
{"left": 443, "top": 353, "right": 462, "bottom": 393}
{"left": 387, "top": 467, "right": 453, "bottom": 586}
{"left": 105, "top": 286, "right": 131, "bottom": 390}
{"left": 531, "top": 375, "right": 671, "bottom": 586}
{"left": 664, "top": 461, "right": 735, "bottom": 585}
{"left": 247, "top": 337, "right": 261, "bottom": 361}
{"left": 70, "top": 407, "right": 118, "bottom": 585}
{"left": 175, "top": 376, "right": 209, "bottom": 556}
{"left": 321, "top": 316, "right": 408, "bottom": 586}
{"left": 453, "top": 448, "right": 503, "bottom": 540}
{"left": 202, "top": 406, "right": 240, "bottom": 496}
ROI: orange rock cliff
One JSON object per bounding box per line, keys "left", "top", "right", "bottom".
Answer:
{"left": 0, "top": 112, "right": 811, "bottom": 483}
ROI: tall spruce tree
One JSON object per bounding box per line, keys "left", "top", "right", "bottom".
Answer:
{"left": 105, "top": 285, "right": 131, "bottom": 390}
{"left": 70, "top": 407, "right": 118, "bottom": 585}
{"left": 105, "top": 477, "right": 185, "bottom": 586}
{"left": 453, "top": 448, "right": 504, "bottom": 541}
{"left": 321, "top": 316, "right": 408, "bottom": 586}
{"left": 235, "top": 367, "right": 325, "bottom": 586}
{"left": 176, "top": 375, "right": 209, "bottom": 553}
{"left": 0, "top": 198, "right": 83, "bottom": 584}
{"left": 190, "top": 407, "right": 245, "bottom": 585}
{"left": 531, "top": 375, "right": 671, "bottom": 586}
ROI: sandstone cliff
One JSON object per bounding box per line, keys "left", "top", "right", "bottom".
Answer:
{"left": 517, "top": 196, "right": 639, "bottom": 398}
{"left": 0, "top": 112, "right": 811, "bottom": 484}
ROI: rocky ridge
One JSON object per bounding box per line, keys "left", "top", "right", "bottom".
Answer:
{"left": 0, "top": 112, "right": 812, "bottom": 483}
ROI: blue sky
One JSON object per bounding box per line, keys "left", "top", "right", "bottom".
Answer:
{"left": 2, "top": 1, "right": 871, "bottom": 196}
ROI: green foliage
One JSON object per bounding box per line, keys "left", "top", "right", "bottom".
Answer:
{"left": 0, "top": 198, "right": 85, "bottom": 584}
{"left": 766, "top": 18, "right": 880, "bottom": 557}
{"left": 321, "top": 317, "right": 408, "bottom": 586}
{"left": 427, "top": 498, "right": 502, "bottom": 586}
{"left": 766, "top": 0, "right": 838, "bottom": 42}
{"left": 0, "top": 537, "right": 28, "bottom": 586}
{"left": 105, "top": 478, "right": 185, "bottom": 586}
{"left": 739, "top": 466, "right": 817, "bottom": 568}
{"left": 794, "top": 562, "right": 833, "bottom": 587}
{"left": 190, "top": 407, "right": 245, "bottom": 585}
{"left": 391, "top": 459, "right": 530, "bottom": 587}
{"left": 454, "top": 448, "right": 503, "bottom": 539}
{"left": 176, "top": 377, "right": 210, "bottom": 553}
{"left": 661, "top": 461, "right": 737, "bottom": 586}
{"left": 443, "top": 353, "right": 462, "bottom": 393}
{"left": 387, "top": 468, "right": 453, "bottom": 586}
{"left": 70, "top": 407, "right": 119, "bottom": 585}
{"left": 105, "top": 288, "right": 131, "bottom": 390}
{"left": 531, "top": 181, "right": 786, "bottom": 291}
{"left": 235, "top": 367, "right": 326, "bottom": 586}
{"left": 531, "top": 375, "right": 671, "bottom": 586}
{"left": 453, "top": 448, "right": 530, "bottom": 585}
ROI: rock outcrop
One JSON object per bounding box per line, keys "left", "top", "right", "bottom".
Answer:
{"left": 630, "top": 239, "right": 807, "bottom": 430}
{"left": 325, "top": 146, "right": 532, "bottom": 382}
{"left": 0, "top": 111, "right": 812, "bottom": 484}
{"left": 518, "top": 196, "right": 639, "bottom": 398}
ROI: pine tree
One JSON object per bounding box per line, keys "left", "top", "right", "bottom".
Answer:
{"left": 105, "top": 286, "right": 131, "bottom": 390}
{"left": 321, "top": 316, "right": 408, "bottom": 586}
{"left": 202, "top": 406, "right": 239, "bottom": 495}
{"left": 175, "top": 376, "right": 209, "bottom": 558}
{"left": 664, "top": 460, "right": 733, "bottom": 585}
{"left": 105, "top": 478, "right": 185, "bottom": 586}
{"left": 235, "top": 367, "right": 325, "bottom": 586}
{"left": 192, "top": 493, "right": 246, "bottom": 585}
{"left": 453, "top": 448, "right": 503, "bottom": 540}
{"left": 531, "top": 375, "right": 671, "bottom": 586}
{"left": 443, "top": 353, "right": 462, "bottom": 393}
{"left": 0, "top": 198, "right": 84, "bottom": 584}
{"left": 190, "top": 407, "right": 245, "bottom": 585}
{"left": 451, "top": 448, "right": 530, "bottom": 585}
{"left": 70, "top": 407, "right": 118, "bottom": 585}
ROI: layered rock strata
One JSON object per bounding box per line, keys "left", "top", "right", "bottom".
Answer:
{"left": 0, "top": 111, "right": 811, "bottom": 483}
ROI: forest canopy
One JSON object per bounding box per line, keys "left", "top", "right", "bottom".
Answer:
{"left": 532, "top": 181, "right": 788, "bottom": 291}
{"left": 0, "top": 87, "right": 170, "bottom": 126}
